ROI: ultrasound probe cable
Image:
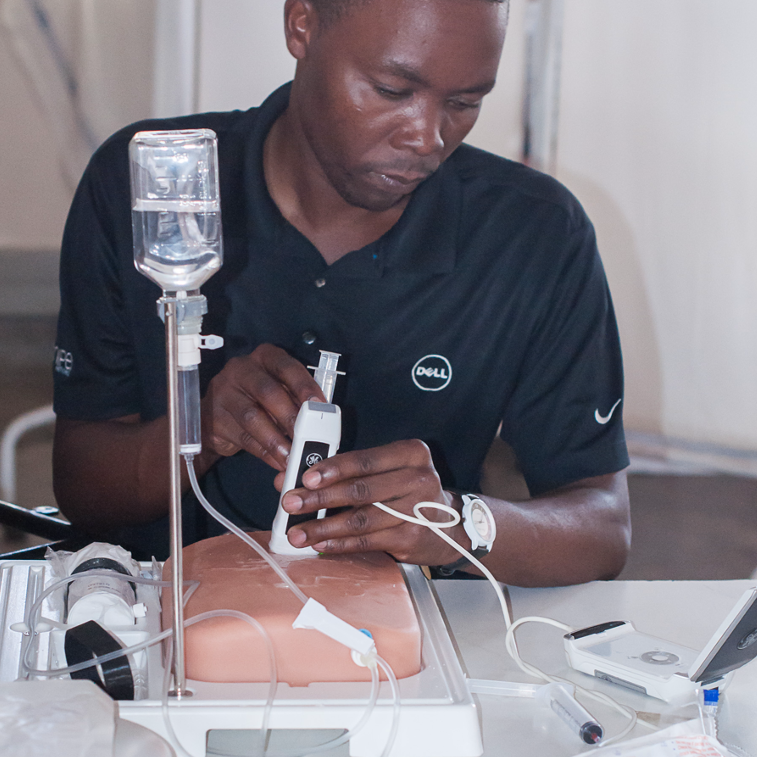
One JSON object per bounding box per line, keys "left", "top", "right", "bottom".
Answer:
{"left": 370, "top": 498, "right": 642, "bottom": 746}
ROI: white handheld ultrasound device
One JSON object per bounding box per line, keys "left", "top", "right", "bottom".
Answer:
{"left": 564, "top": 587, "right": 757, "bottom": 701}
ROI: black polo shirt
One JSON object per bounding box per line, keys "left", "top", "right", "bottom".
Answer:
{"left": 55, "top": 83, "right": 628, "bottom": 558}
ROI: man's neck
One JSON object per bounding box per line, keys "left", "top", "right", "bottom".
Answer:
{"left": 263, "top": 111, "right": 408, "bottom": 266}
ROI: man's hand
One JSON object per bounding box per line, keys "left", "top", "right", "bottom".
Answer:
{"left": 202, "top": 344, "right": 325, "bottom": 471}
{"left": 277, "top": 440, "right": 631, "bottom": 586}
{"left": 277, "top": 439, "right": 465, "bottom": 565}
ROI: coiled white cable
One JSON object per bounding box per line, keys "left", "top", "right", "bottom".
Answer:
{"left": 372, "top": 498, "right": 639, "bottom": 746}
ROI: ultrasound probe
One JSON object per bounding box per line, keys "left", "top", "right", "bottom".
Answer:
{"left": 269, "top": 351, "right": 345, "bottom": 556}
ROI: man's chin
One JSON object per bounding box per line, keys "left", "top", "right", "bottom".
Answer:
{"left": 335, "top": 181, "right": 412, "bottom": 213}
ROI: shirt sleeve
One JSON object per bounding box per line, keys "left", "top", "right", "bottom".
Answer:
{"left": 53, "top": 138, "right": 147, "bottom": 420}
{"left": 499, "top": 220, "right": 629, "bottom": 496}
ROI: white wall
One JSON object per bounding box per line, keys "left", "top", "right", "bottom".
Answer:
{"left": 0, "top": 0, "right": 154, "bottom": 313}
{"left": 557, "top": 1, "right": 757, "bottom": 449}
{"left": 196, "top": 0, "right": 295, "bottom": 112}
{"left": 0, "top": 34, "right": 71, "bottom": 251}
{"left": 0, "top": 0, "right": 154, "bottom": 253}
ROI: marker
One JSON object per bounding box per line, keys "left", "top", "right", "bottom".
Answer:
{"left": 539, "top": 682, "right": 603, "bottom": 745}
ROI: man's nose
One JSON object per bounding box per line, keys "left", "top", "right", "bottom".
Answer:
{"left": 395, "top": 101, "right": 445, "bottom": 157}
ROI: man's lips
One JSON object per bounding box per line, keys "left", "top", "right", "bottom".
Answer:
{"left": 381, "top": 172, "right": 430, "bottom": 184}
{"left": 370, "top": 170, "right": 433, "bottom": 189}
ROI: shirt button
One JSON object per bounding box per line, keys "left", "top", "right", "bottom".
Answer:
{"left": 302, "top": 331, "right": 317, "bottom": 345}
{"left": 315, "top": 278, "right": 326, "bottom": 288}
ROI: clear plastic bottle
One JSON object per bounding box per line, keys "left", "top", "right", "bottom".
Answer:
{"left": 129, "top": 129, "right": 222, "bottom": 292}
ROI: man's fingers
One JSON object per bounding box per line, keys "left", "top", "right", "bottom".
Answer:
{"left": 300, "top": 439, "right": 433, "bottom": 489}
{"left": 205, "top": 387, "right": 286, "bottom": 454}
{"left": 218, "top": 354, "right": 305, "bottom": 436}
{"left": 288, "top": 508, "right": 406, "bottom": 550}
{"left": 277, "top": 438, "right": 462, "bottom": 565}
{"left": 257, "top": 344, "right": 326, "bottom": 407}
{"left": 290, "top": 512, "right": 448, "bottom": 565}
{"left": 282, "top": 466, "right": 436, "bottom": 513}
{"left": 202, "top": 344, "right": 325, "bottom": 470}
{"left": 311, "top": 528, "right": 397, "bottom": 555}
{"left": 273, "top": 470, "right": 286, "bottom": 492}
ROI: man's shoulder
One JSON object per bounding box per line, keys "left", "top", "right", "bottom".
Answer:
{"left": 450, "top": 143, "right": 589, "bottom": 231}
{"left": 89, "top": 108, "right": 257, "bottom": 175}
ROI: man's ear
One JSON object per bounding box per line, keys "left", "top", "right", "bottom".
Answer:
{"left": 284, "top": 0, "right": 318, "bottom": 60}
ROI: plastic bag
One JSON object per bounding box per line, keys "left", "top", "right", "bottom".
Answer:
{"left": 0, "top": 680, "right": 115, "bottom": 757}
{"left": 573, "top": 718, "right": 740, "bottom": 757}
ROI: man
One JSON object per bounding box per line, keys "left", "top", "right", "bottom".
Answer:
{"left": 53, "top": 0, "right": 631, "bottom": 586}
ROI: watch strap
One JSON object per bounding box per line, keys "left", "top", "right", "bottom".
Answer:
{"left": 435, "top": 494, "right": 494, "bottom": 576}
{"left": 435, "top": 547, "right": 490, "bottom": 577}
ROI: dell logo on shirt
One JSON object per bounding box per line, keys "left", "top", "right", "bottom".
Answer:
{"left": 412, "top": 355, "right": 453, "bottom": 392}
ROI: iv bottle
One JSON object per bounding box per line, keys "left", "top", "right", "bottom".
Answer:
{"left": 129, "top": 129, "right": 223, "bottom": 292}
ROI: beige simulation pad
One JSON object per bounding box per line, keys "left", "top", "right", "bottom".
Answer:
{"left": 162, "top": 532, "right": 422, "bottom": 686}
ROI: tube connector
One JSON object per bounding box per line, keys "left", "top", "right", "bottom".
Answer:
{"left": 177, "top": 333, "right": 224, "bottom": 368}
{"left": 292, "top": 598, "right": 376, "bottom": 657}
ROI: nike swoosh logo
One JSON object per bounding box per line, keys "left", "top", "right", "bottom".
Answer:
{"left": 595, "top": 398, "right": 622, "bottom": 425}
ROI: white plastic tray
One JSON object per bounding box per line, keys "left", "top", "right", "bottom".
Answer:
{"left": 0, "top": 559, "right": 482, "bottom": 757}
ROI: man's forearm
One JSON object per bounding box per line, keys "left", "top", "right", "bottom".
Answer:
{"left": 462, "top": 471, "right": 631, "bottom": 587}
{"left": 53, "top": 415, "right": 219, "bottom": 533}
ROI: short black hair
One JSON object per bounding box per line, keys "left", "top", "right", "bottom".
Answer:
{"left": 311, "top": 0, "right": 508, "bottom": 28}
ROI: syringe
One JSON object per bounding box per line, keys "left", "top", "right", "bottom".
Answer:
{"left": 537, "top": 682, "right": 604, "bottom": 745}
{"left": 269, "top": 351, "right": 345, "bottom": 556}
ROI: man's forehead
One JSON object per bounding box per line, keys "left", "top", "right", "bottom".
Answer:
{"left": 312, "top": 0, "right": 508, "bottom": 27}
{"left": 315, "top": 0, "right": 508, "bottom": 80}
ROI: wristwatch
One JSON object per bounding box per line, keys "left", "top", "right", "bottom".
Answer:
{"left": 436, "top": 494, "right": 497, "bottom": 576}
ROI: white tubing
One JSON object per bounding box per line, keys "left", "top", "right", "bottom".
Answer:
{"left": 162, "top": 609, "right": 278, "bottom": 757}
{"left": 187, "top": 456, "right": 399, "bottom": 757}
{"left": 186, "top": 456, "right": 309, "bottom": 605}
{"left": 21, "top": 571, "right": 198, "bottom": 678}
{"left": 376, "top": 653, "right": 401, "bottom": 757}
{"left": 266, "top": 658, "right": 381, "bottom": 757}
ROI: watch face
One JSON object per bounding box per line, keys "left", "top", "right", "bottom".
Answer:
{"left": 470, "top": 502, "right": 495, "bottom": 542}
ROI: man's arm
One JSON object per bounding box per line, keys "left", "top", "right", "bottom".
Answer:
{"left": 277, "top": 439, "right": 631, "bottom": 587}
{"left": 54, "top": 341, "right": 630, "bottom": 587}
{"left": 53, "top": 344, "right": 324, "bottom": 534}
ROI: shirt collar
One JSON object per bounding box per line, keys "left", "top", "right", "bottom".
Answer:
{"left": 242, "top": 81, "right": 461, "bottom": 276}
{"left": 243, "top": 81, "right": 292, "bottom": 241}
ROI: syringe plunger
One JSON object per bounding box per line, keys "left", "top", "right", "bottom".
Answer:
{"left": 312, "top": 351, "right": 343, "bottom": 404}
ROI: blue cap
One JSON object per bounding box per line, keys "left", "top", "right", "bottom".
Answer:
{"left": 703, "top": 688, "right": 719, "bottom": 704}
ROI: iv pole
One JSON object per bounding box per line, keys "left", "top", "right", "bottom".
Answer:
{"left": 129, "top": 129, "right": 224, "bottom": 700}
{"left": 164, "top": 297, "right": 188, "bottom": 697}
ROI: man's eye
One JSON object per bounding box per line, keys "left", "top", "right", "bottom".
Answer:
{"left": 449, "top": 98, "right": 482, "bottom": 111}
{"left": 375, "top": 85, "right": 408, "bottom": 100}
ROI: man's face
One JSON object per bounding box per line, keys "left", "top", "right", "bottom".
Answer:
{"left": 289, "top": 0, "right": 507, "bottom": 212}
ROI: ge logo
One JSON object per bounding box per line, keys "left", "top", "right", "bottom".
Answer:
{"left": 412, "top": 354, "right": 452, "bottom": 392}
{"left": 738, "top": 628, "right": 757, "bottom": 650}
{"left": 305, "top": 453, "right": 323, "bottom": 467}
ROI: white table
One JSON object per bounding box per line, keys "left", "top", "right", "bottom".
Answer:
{"left": 435, "top": 578, "right": 757, "bottom": 756}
